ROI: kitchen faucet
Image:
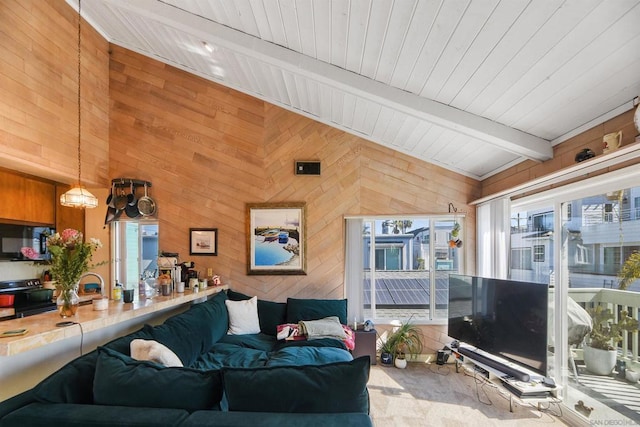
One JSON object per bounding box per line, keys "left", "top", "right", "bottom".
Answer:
{"left": 79, "top": 272, "right": 105, "bottom": 296}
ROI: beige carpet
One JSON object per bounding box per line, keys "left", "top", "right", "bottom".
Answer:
{"left": 368, "top": 362, "right": 569, "bottom": 426}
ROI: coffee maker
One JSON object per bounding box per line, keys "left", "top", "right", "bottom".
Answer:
{"left": 182, "top": 262, "right": 198, "bottom": 288}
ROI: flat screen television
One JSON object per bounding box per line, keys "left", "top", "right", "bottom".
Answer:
{"left": 448, "top": 274, "right": 549, "bottom": 376}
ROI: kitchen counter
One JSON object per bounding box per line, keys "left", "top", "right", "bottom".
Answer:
{"left": 0, "top": 285, "right": 228, "bottom": 356}
{"left": 0, "top": 308, "right": 14, "bottom": 319}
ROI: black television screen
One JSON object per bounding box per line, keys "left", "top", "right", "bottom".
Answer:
{"left": 448, "top": 274, "right": 549, "bottom": 376}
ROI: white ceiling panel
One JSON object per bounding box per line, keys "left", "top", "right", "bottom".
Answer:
{"left": 73, "top": 0, "right": 640, "bottom": 180}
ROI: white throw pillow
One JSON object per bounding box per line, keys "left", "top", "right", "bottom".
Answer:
{"left": 226, "top": 296, "right": 261, "bottom": 335}
{"left": 130, "top": 339, "right": 183, "bottom": 367}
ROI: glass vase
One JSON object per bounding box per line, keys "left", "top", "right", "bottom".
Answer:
{"left": 57, "top": 288, "right": 80, "bottom": 318}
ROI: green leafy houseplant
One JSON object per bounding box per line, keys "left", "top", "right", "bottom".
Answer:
{"left": 386, "top": 319, "right": 424, "bottom": 361}
{"left": 588, "top": 306, "right": 638, "bottom": 351}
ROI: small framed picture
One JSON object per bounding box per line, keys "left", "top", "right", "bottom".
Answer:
{"left": 190, "top": 228, "right": 218, "bottom": 256}
{"left": 246, "top": 202, "right": 306, "bottom": 275}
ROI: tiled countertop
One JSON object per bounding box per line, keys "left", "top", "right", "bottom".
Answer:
{"left": 0, "top": 285, "right": 228, "bottom": 356}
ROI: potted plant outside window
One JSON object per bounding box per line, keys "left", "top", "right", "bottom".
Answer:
{"left": 583, "top": 306, "right": 638, "bottom": 375}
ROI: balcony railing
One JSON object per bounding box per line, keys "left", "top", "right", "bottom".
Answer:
{"left": 568, "top": 288, "right": 640, "bottom": 365}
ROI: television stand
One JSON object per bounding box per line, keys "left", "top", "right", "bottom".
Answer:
{"left": 448, "top": 344, "right": 561, "bottom": 412}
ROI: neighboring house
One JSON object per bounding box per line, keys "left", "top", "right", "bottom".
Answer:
{"left": 510, "top": 189, "right": 640, "bottom": 291}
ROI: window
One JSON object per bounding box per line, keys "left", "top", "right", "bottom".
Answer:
{"left": 532, "top": 212, "right": 553, "bottom": 231}
{"left": 533, "top": 245, "right": 545, "bottom": 262}
{"left": 374, "top": 245, "right": 402, "bottom": 270}
{"left": 511, "top": 248, "right": 532, "bottom": 270}
{"left": 112, "top": 220, "right": 158, "bottom": 298}
{"left": 345, "top": 216, "right": 463, "bottom": 323}
{"left": 575, "top": 244, "right": 589, "bottom": 265}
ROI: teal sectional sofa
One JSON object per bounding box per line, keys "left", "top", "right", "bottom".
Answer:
{"left": 0, "top": 290, "right": 372, "bottom": 427}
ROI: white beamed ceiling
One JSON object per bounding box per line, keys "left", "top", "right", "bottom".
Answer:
{"left": 74, "top": 0, "right": 640, "bottom": 180}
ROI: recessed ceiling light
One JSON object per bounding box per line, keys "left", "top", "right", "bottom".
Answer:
{"left": 202, "top": 42, "right": 213, "bottom": 53}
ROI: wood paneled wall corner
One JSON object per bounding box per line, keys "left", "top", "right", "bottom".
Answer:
{"left": 109, "top": 46, "right": 481, "bottom": 304}
{"left": 0, "top": 0, "right": 109, "bottom": 187}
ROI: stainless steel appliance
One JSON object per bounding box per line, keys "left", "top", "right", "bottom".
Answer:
{"left": 0, "top": 279, "right": 56, "bottom": 319}
{"left": 0, "top": 224, "right": 55, "bottom": 261}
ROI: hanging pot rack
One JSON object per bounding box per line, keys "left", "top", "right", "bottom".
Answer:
{"left": 111, "top": 178, "right": 152, "bottom": 189}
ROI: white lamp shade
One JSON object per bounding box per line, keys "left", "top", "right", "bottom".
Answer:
{"left": 60, "top": 186, "right": 98, "bottom": 209}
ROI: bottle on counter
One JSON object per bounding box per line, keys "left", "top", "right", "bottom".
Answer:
{"left": 112, "top": 281, "right": 123, "bottom": 301}
{"left": 138, "top": 276, "right": 146, "bottom": 301}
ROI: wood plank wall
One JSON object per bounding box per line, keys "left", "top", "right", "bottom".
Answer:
{"left": 0, "top": 0, "right": 109, "bottom": 187}
{"left": 482, "top": 109, "right": 639, "bottom": 197}
{"left": 109, "top": 45, "right": 481, "bottom": 309}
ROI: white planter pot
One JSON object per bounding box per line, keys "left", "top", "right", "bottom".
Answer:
{"left": 394, "top": 357, "right": 407, "bottom": 369}
{"left": 583, "top": 345, "right": 617, "bottom": 375}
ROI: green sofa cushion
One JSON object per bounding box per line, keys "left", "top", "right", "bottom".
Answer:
{"left": 226, "top": 289, "right": 251, "bottom": 301}
{"left": 226, "top": 290, "right": 286, "bottom": 336}
{"left": 222, "top": 356, "right": 370, "bottom": 414}
{"left": 0, "top": 402, "right": 190, "bottom": 427}
{"left": 257, "top": 300, "right": 287, "bottom": 336}
{"left": 93, "top": 347, "right": 223, "bottom": 412}
{"left": 190, "top": 343, "right": 270, "bottom": 370}
{"left": 183, "top": 411, "right": 373, "bottom": 427}
{"left": 266, "top": 346, "right": 353, "bottom": 367}
{"left": 32, "top": 327, "right": 152, "bottom": 404}
{"left": 218, "top": 333, "right": 277, "bottom": 351}
{"left": 286, "top": 298, "right": 348, "bottom": 325}
{"left": 145, "top": 291, "right": 228, "bottom": 366}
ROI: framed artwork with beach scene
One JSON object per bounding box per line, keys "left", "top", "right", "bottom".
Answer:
{"left": 246, "top": 202, "right": 306, "bottom": 275}
{"left": 190, "top": 228, "right": 218, "bottom": 256}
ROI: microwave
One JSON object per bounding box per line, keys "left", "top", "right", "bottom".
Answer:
{"left": 0, "top": 224, "right": 55, "bottom": 261}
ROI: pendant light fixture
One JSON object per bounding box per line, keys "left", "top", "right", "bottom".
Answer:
{"left": 60, "top": 0, "right": 98, "bottom": 209}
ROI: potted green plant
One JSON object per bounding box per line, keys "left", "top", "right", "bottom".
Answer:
{"left": 584, "top": 306, "right": 638, "bottom": 375}
{"left": 387, "top": 319, "right": 424, "bottom": 369}
{"left": 378, "top": 335, "right": 395, "bottom": 366}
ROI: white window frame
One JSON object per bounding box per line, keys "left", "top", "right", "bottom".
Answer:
{"left": 344, "top": 214, "right": 464, "bottom": 325}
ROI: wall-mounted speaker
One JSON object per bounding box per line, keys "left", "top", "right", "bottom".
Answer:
{"left": 295, "top": 161, "right": 321, "bottom": 176}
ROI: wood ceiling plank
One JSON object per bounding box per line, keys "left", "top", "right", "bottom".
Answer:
{"left": 280, "top": 0, "right": 302, "bottom": 53}
{"left": 404, "top": 0, "right": 470, "bottom": 94}
{"left": 472, "top": 0, "right": 601, "bottom": 119}
{"left": 499, "top": 2, "right": 640, "bottom": 129}
{"left": 449, "top": 0, "right": 563, "bottom": 112}
{"left": 388, "top": 0, "right": 438, "bottom": 90}
{"left": 435, "top": 0, "right": 529, "bottom": 104}
{"left": 344, "top": 0, "right": 370, "bottom": 73}
{"left": 330, "top": 0, "right": 349, "bottom": 69}
{"left": 526, "top": 55, "right": 640, "bottom": 139}
{"left": 262, "top": 0, "right": 287, "bottom": 47}
{"left": 311, "top": 0, "right": 331, "bottom": 63}
{"left": 247, "top": 0, "right": 272, "bottom": 40}
{"left": 374, "top": 0, "right": 418, "bottom": 85}
{"left": 295, "top": 0, "right": 316, "bottom": 57}
{"left": 359, "top": 0, "right": 392, "bottom": 79}
{"left": 423, "top": 0, "right": 499, "bottom": 100}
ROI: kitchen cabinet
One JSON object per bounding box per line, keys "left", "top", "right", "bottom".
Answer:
{"left": 0, "top": 169, "right": 55, "bottom": 225}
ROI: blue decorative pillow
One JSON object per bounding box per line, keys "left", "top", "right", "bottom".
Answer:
{"left": 222, "top": 356, "right": 370, "bottom": 413}
{"left": 286, "top": 298, "right": 348, "bottom": 325}
{"left": 93, "top": 347, "right": 223, "bottom": 412}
